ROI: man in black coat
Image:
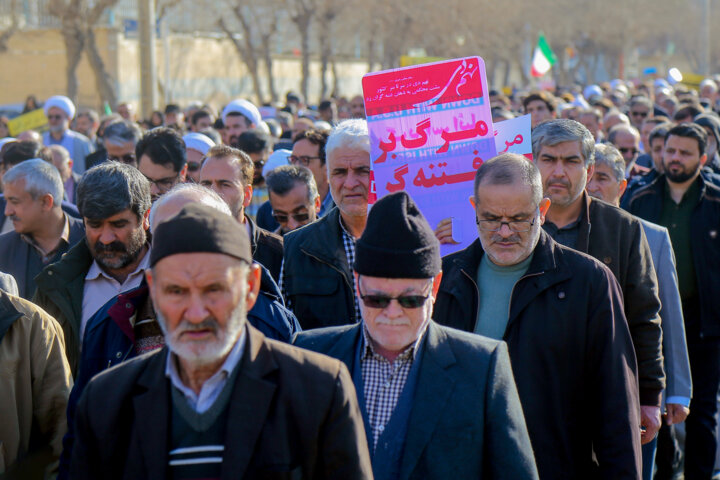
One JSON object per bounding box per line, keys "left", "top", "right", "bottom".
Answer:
{"left": 282, "top": 119, "right": 371, "bottom": 329}
{"left": 199, "top": 144, "right": 283, "bottom": 282}
{"left": 0, "top": 159, "right": 85, "bottom": 299}
{"left": 531, "top": 119, "right": 664, "bottom": 447}
{"left": 434, "top": 154, "right": 642, "bottom": 478}
{"left": 70, "top": 204, "right": 371, "bottom": 479}
{"left": 294, "top": 191, "right": 538, "bottom": 480}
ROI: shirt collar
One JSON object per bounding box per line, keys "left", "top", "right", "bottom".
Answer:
{"left": 164, "top": 327, "right": 246, "bottom": 398}
{"left": 338, "top": 213, "right": 356, "bottom": 241}
{"left": 20, "top": 214, "right": 71, "bottom": 258}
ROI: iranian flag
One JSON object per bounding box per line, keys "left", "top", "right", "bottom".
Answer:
{"left": 531, "top": 33, "right": 557, "bottom": 77}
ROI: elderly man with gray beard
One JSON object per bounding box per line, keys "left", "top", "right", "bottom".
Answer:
{"left": 70, "top": 203, "right": 372, "bottom": 480}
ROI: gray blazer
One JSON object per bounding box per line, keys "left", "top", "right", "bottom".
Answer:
{"left": 640, "top": 219, "right": 692, "bottom": 403}
{"left": 294, "top": 321, "right": 539, "bottom": 480}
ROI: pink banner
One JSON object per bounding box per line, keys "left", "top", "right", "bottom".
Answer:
{"left": 363, "top": 57, "right": 496, "bottom": 255}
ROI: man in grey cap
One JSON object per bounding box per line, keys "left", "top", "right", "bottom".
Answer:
{"left": 71, "top": 203, "right": 371, "bottom": 480}
{"left": 294, "top": 191, "right": 538, "bottom": 480}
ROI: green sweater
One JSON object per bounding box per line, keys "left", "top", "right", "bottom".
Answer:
{"left": 474, "top": 253, "right": 533, "bottom": 340}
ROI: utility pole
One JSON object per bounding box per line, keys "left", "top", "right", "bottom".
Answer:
{"left": 701, "top": 0, "right": 711, "bottom": 75}
{"left": 138, "top": 0, "right": 157, "bottom": 119}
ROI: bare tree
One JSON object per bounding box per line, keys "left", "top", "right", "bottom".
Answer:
{"left": 49, "top": 0, "right": 121, "bottom": 107}
{"left": 316, "top": 0, "right": 343, "bottom": 99}
{"left": 0, "top": 0, "right": 21, "bottom": 53}
{"left": 284, "top": 0, "right": 315, "bottom": 102}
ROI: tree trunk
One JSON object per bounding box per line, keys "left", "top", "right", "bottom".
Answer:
{"left": 299, "top": 17, "right": 311, "bottom": 104}
{"left": 331, "top": 57, "right": 339, "bottom": 98}
{"left": 488, "top": 56, "right": 498, "bottom": 87}
{"left": 218, "top": 18, "right": 263, "bottom": 104}
{"left": 62, "top": 24, "right": 85, "bottom": 104}
{"left": 319, "top": 29, "right": 330, "bottom": 100}
{"left": 84, "top": 26, "right": 118, "bottom": 109}
{"left": 261, "top": 41, "right": 278, "bottom": 103}
{"left": 367, "top": 35, "right": 376, "bottom": 72}
{"left": 502, "top": 59, "right": 511, "bottom": 88}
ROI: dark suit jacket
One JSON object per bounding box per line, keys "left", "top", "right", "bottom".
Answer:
{"left": 293, "top": 321, "right": 539, "bottom": 480}
{"left": 248, "top": 216, "right": 283, "bottom": 283}
{"left": 71, "top": 325, "right": 373, "bottom": 480}
{"left": 0, "top": 215, "right": 85, "bottom": 299}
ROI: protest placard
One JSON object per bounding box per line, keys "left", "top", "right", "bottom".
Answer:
{"left": 494, "top": 114, "right": 532, "bottom": 160}
{"left": 363, "top": 56, "right": 496, "bottom": 255}
{"left": 8, "top": 109, "right": 48, "bottom": 137}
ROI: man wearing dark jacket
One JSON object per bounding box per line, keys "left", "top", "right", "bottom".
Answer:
{"left": 57, "top": 182, "right": 301, "bottom": 480}
{"left": 628, "top": 123, "right": 720, "bottom": 478}
{"left": 295, "top": 192, "right": 538, "bottom": 480}
{"left": 0, "top": 159, "right": 85, "bottom": 299}
{"left": 70, "top": 204, "right": 372, "bottom": 479}
{"left": 282, "top": 119, "right": 370, "bottom": 329}
{"left": 433, "top": 153, "right": 642, "bottom": 478}
{"left": 199, "top": 144, "right": 284, "bottom": 282}
{"left": 33, "top": 162, "right": 152, "bottom": 374}
{"left": 531, "top": 119, "right": 664, "bottom": 446}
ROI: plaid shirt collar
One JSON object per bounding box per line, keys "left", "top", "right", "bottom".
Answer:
{"left": 339, "top": 214, "right": 362, "bottom": 323}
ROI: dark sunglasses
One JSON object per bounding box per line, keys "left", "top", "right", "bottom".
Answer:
{"left": 272, "top": 212, "right": 310, "bottom": 223}
{"left": 107, "top": 153, "right": 137, "bottom": 164}
{"left": 630, "top": 111, "right": 648, "bottom": 117}
{"left": 47, "top": 114, "right": 64, "bottom": 121}
{"left": 618, "top": 147, "right": 638, "bottom": 155}
{"left": 359, "top": 293, "right": 430, "bottom": 309}
{"left": 187, "top": 161, "right": 201, "bottom": 172}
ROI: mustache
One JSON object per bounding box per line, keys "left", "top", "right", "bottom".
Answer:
{"left": 547, "top": 178, "right": 570, "bottom": 188}
{"left": 93, "top": 241, "right": 128, "bottom": 254}
{"left": 491, "top": 233, "right": 522, "bottom": 243}
{"left": 177, "top": 317, "right": 220, "bottom": 333}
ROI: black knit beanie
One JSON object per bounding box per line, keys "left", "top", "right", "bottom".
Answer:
{"left": 354, "top": 191, "right": 441, "bottom": 278}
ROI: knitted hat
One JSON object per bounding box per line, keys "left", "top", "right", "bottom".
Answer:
{"left": 151, "top": 203, "right": 251, "bottom": 266}
{"left": 354, "top": 191, "right": 440, "bottom": 278}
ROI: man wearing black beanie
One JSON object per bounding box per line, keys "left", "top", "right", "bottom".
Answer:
{"left": 294, "top": 191, "right": 538, "bottom": 479}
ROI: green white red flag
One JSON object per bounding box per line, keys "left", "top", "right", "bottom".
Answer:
{"left": 531, "top": 33, "right": 557, "bottom": 77}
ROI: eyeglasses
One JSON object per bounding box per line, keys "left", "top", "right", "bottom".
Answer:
{"left": 187, "top": 161, "right": 201, "bottom": 172}
{"left": 476, "top": 209, "right": 539, "bottom": 232}
{"left": 630, "top": 111, "right": 648, "bottom": 118}
{"left": 289, "top": 155, "right": 320, "bottom": 166}
{"left": 272, "top": 211, "right": 310, "bottom": 224}
{"left": 618, "top": 147, "right": 638, "bottom": 155}
{"left": 143, "top": 173, "right": 180, "bottom": 190}
{"left": 358, "top": 280, "right": 431, "bottom": 309}
{"left": 47, "top": 114, "right": 64, "bottom": 121}
{"left": 108, "top": 153, "right": 137, "bottom": 165}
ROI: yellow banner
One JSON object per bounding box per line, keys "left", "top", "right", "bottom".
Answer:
{"left": 8, "top": 108, "right": 48, "bottom": 137}
{"left": 400, "top": 55, "right": 446, "bottom": 67}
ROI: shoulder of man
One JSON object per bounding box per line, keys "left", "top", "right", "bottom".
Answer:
{"left": 36, "top": 239, "right": 93, "bottom": 286}
{"left": 283, "top": 208, "right": 338, "bottom": 252}
{"left": 590, "top": 195, "right": 642, "bottom": 227}
{"left": 292, "top": 324, "right": 357, "bottom": 352}
{"left": 82, "top": 347, "right": 165, "bottom": 400}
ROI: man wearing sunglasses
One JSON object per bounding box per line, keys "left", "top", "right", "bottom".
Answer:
{"left": 608, "top": 123, "right": 649, "bottom": 180}
{"left": 266, "top": 165, "right": 320, "bottom": 235}
{"left": 433, "top": 153, "right": 642, "bottom": 478}
{"left": 294, "top": 191, "right": 538, "bottom": 480}
{"left": 42, "top": 95, "right": 95, "bottom": 172}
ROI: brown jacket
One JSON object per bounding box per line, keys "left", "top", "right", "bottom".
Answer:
{"left": 0, "top": 292, "right": 73, "bottom": 476}
{"left": 71, "top": 324, "right": 372, "bottom": 480}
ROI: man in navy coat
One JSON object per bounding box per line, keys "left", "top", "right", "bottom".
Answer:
{"left": 294, "top": 191, "right": 538, "bottom": 480}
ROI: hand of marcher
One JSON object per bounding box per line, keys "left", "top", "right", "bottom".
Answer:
{"left": 640, "top": 405, "right": 662, "bottom": 444}
{"left": 664, "top": 403, "right": 690, "bottom": 425}
{"left": 434, "top": 218, "right": 459, "bottom": 245}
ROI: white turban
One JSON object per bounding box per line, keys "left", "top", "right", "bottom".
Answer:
{"left": 221, "top": 99, "right": 262, "bottom": 127}
{"left": 44, "top": 95, "right": 76, "bottom": 119}
{"left": 0, "top": 138, "right": 16, "bottom": 149}
{"left": 262, "top": 149, "right": 291, "bottom": 178}
{"left": 182, "top": 132, "right": 215, "bottom": 155}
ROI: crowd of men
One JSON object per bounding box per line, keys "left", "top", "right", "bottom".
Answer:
{"left": 1, "top": 75, "right": 720, "bottom": 479}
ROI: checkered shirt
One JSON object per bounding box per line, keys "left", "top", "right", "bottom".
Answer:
{"left": 360, "top": 327, "right": 419, "bottom": 451}
{"left": 338, "top": 216, "right": 362, "bottom": 323}
{"left": 278, "top": 215, "right": 361, "bottom": 323}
